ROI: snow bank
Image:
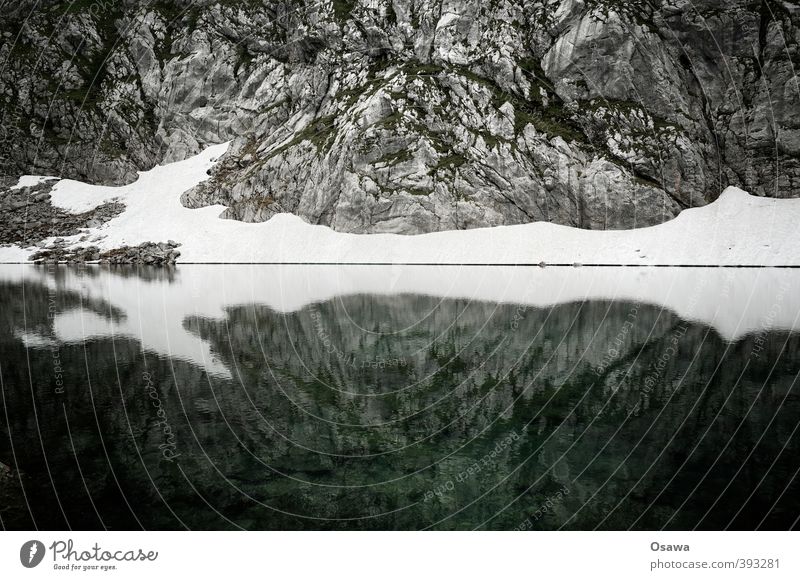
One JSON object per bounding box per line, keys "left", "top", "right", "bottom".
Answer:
{"left": 2, "top": 142, "right": 799, "bottom": 265}
{"left": 10, "top": 176, "right": 56, "bottom": 190}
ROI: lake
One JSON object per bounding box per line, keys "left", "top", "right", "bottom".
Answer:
{"left": 1, "top": 264, "right": 799, "bottom": 530}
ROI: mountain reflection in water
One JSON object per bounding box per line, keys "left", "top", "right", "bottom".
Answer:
{"left": 0, "top": 265, "right": 798, "bottom": 530}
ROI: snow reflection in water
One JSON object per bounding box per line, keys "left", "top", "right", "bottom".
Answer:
{"left": 0, "top": 265, "right": 798, "bottom": 530}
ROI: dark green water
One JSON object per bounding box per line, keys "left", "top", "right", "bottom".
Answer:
{"left": 1, "top": 266, "right": 799, "bottom": 530}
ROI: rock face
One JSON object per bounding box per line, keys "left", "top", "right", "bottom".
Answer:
{"left": 0, "top": 178, "right": 123, "bottom": 246}
{"left": 1, "top": 1, "right": 798, "bottom": 234}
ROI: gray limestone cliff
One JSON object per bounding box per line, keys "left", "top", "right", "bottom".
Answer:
{"left": 1, "top": 0, "right": 798, "bottom": 233}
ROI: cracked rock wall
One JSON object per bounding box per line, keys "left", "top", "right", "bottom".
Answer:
{"left": 1, "top": 0, "right": 798, "bottom": 233}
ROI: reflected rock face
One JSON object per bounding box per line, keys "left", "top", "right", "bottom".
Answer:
{"left": 0, "top": 266, "right": 799, "bottom": 530}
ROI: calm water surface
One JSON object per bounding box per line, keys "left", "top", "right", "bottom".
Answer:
{"left": 1, "top": 265, "right": 799, "bottom": 530}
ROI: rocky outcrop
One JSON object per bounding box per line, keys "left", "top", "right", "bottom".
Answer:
{"left": 30, "top": 240, "right": 181, "bottom": 264}
{"left": 1, "top": 1, "right": 798, "bottom": 234}
{"left": 0, "top": 178, "right": 123, "bottom": 246}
